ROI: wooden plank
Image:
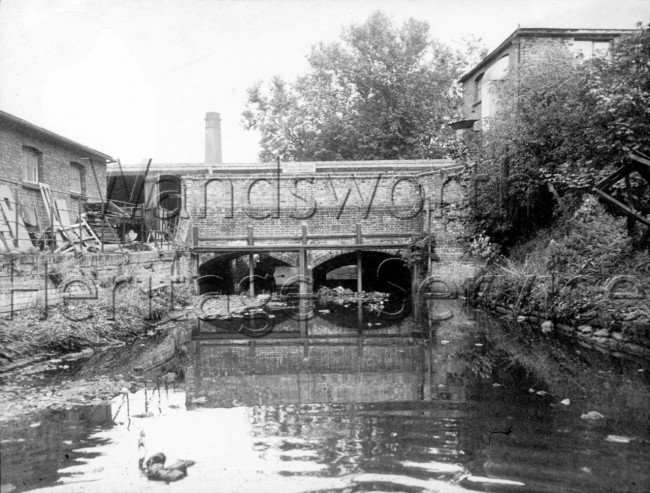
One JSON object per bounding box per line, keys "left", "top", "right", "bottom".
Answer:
{"left": 81, "top": 217, "right": 102, "bottom": 244}
{"left": 0, "top": 231, "right": 9, "bottom": 251}
{"left": 39, "top": 183, "right": 65, "bottom": 249}
{"left": 629, "top": 152, "right": 650, "bottom": 169}
{"left": 592, "top": 188, "right": 650, "bottom": 226}
{"left": 55, "top": 199, "right": 72, "bottom": 227}
{"left": 191, "top": 242, "right": 411, "bottom": 253}
{"left": 54, "top": 198, "right": 86, "bottom": 250}
{"left": 0, "top": 185, "right": 32, "bottom": 249}
{"left": 0, "top": 185, "right": 17, "bottom": 241}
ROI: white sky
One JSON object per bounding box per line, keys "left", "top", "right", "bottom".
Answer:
{"left": 0, "top": 0, "right": 647, "bottom": 164}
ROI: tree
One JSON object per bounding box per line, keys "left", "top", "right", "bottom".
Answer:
{"left": 467, "top": 26, "right": 650, "bottom": 245}
{"left": 242, "top": 12, "right": 486, "bottom": 161}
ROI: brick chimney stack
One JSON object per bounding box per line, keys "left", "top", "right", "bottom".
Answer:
{"left": 205, "top": 112, "right": 223, "bottom": 164}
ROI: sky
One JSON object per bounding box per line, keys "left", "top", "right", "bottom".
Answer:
{"left": 0, "top": 0, "right": 647, "bottom": 164}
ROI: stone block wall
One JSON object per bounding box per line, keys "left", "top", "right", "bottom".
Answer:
{"left": 0, "top": 251, "right": 189, "bottom": 315}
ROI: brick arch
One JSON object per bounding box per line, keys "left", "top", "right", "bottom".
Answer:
{"left": 199, "top": 251, "right": 297, "bottom": 272}
{"left": 440, "top": 175, "right": 464, "bottom": 207}
{"left": 309, "top": 248, "right": 402, "bottom": 270}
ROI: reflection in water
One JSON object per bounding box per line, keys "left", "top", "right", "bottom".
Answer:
{"left": 0, "top": 405, "right": 113, "bottom": 492}
{"left": 1, "top": 300, "right": 649, "bottom": 493}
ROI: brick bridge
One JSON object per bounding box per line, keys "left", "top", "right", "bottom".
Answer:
{"left": 182, "top": 159, "right": 481, "bottom": 294}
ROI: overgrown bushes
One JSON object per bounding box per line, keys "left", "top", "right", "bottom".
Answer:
{"left": 476, "top": 198, "right": 649, "bottom": 328}
{"left": 459, "top": 25, "right": 650, "bottom": 247}
{"left": 0, "top": 276, "right": 194, "bottom": 360}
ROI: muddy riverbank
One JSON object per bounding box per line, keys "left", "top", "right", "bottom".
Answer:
{"left": 0, "top": 320, "right": 192, "bottom": 424}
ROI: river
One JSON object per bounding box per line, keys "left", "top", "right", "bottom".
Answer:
{"left": 1, "top": 299, "right": 649, "bottom": 492}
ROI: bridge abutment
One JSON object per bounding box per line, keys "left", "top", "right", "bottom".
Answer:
{"left": 183, "top": 160, "right": 483, "bottom": 295}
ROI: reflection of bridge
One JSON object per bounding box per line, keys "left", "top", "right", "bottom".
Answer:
{"left": 183, "top": 159, "right": 481, "bottom": 301}
{"left": 186, "top": 332, "right": 426, "bottom": 408}
{"left": 186, "top": 301, "right": 477, "bottom": 408}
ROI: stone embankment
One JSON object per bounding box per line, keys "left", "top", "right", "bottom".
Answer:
{"left": 480, "top": 301, "right": 650, "bottom": 361}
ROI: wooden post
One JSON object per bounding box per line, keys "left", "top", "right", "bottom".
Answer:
{"left": 100, "top": 208, "right": 105, "bottom": 252}
{"left": 356, "top": 224, "right": 363, "bottom": 295}
{"left": 49, "top": 192, "right": 55, "bottom": 252}
{"left": 248, "top": 226, "right": 255, "bottom": 297}
{"left": 412, "top": 263, "right": 420, "bottom": 322}
{"left": 299, "top": 224, "right": 309, "bottom": 337}
{"left": 427, "top": 198, "right": 432, "bottom": 276}
{"left": 78, "top": 195, "right": 83, "bottom": 250}
{"left": 275, "top": 156, "right": 281, "bottom": 219}
{"left": 356, "top": 224, "right": 363, "bottom": 327}
{"left": 43, "top": 261, "right": 48, "bottom": 319}
{"left": 14, "top": 187, "right": 19, "bottom": 248}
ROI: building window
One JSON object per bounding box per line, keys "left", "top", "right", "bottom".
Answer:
{"left": 474, "top": 74, "right": 483, "bottom": 103}
{"left": 70, "top": 162, "right": 84, "bottom": 194}
{"left": 573, "top": 40, "right": 610, "bottom": 58}
{"left": 22, "top": 147, "right": 41, "bottom": 183}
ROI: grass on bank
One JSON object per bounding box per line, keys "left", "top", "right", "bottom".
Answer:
{"left": 0, "top": 279, "right": 193, "bottom": 362}
{"left": 478, "top": 197, "right": 650, "bottom": 327}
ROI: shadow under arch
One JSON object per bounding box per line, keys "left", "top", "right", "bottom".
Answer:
{"left": 197, "top": 252, "right": 295, "bottom": 295}
{"left": 311, "top": 250, "right": 411, "bottom": 294}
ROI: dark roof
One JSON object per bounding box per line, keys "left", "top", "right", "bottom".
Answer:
{"left": 459, "top": 27, "right": 637, "bottom": 83}
{"left": 0, "top": 109, "right": 113, "bottom": 161}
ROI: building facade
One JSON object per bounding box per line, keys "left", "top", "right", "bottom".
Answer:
{"left": 0, "top": 110, "right": 112, "bottom": 248}
{"left": 457, "top": 28, "right": 635, "bottom": 132}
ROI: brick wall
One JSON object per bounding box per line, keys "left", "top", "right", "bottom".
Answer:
{"left": 0, "top": 125, "right": 107, "bottom": 232}
{"left": 183, "top": 167, "right": 468, "bottom": 241}
{"left": 184, "top": 164, "right": 483, "bottom": 285}
{"left": 0, "top": 251, "right": 189, "bottom": 315}
{"left": 184, "top": 172, "right": 427, "bottom": 240}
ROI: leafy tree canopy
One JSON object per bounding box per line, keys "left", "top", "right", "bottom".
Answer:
{"left": 461, "top": 25, "right": 650, "bottom": 245}
{"left": 243, "top": 12, "right": 486, "bottom": 161}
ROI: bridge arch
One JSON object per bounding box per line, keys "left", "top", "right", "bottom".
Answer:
{"left": 311, "top": 249, "right": 410, "bottom": 293}
{"left": 197, "top": 252, "right": 297, "bottom": 294}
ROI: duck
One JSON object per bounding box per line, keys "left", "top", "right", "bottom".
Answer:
{"left": 138, "top": 431, "right": 195, "bottom": 483}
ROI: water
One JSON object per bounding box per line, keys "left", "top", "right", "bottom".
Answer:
{"left": 1, "top": 300, "right": 649, "bottom": 492}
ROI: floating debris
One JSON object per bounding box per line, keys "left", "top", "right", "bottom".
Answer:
{"left": 581, "top": 411, "right": 605, "bottom": 420}
{"left": 606, "top": 435, "right": 633, "bottom": 443}
{"left": 462, "top": 475, "right": 525, "bottom": 486}
{"left": 400, "top": 460, "right": 467, "bottom": 474}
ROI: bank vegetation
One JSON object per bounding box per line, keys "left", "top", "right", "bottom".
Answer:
{"left": 454, "top": 26, "right": 650, "bottom": 357}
